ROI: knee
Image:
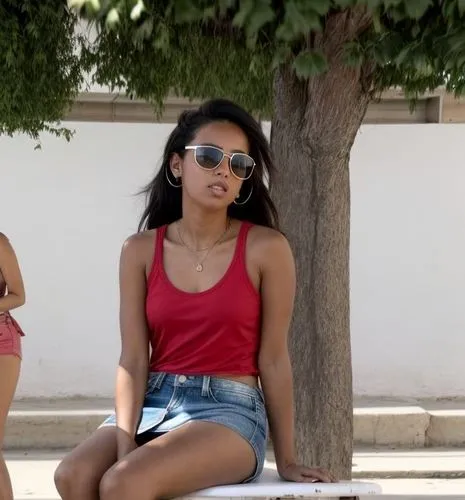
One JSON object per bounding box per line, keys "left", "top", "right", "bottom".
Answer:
{"left": 54, "top": 461, "right": 71, "bottom": 494}
{"left": 99, "top": 465, "right": 131, "bottom": 500}
{"left": 54, "top": 459, "right": 92, "bottom": 495}
{"left": 100, "top": 462, "right": 156, "bottom": 500}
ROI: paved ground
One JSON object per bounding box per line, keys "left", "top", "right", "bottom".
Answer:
{"left": 7, "top": 448, "right": 465, "bottom": 499}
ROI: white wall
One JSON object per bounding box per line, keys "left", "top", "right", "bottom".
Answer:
{"left": 1, "top": 123, "right": 171, "bottom": 397}
{"left": 1, "top": 122, "right": 465, "bottom": 399}
{"left": 350, "top": 124, "right": 465, "bottom": 398}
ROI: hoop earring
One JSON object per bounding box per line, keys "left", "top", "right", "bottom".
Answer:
{"left": 165, "top": 167, "right": 182, "bottom": 188}
{"left": 233, "top": 185, "right": 253, "bottom": 205}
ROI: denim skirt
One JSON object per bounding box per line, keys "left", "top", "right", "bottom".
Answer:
{"left": 100, "top": 372, "right": 268, "bottom": 482}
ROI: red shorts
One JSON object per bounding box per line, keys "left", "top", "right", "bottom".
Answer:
{"left": 0, "top": 312, "right": 25, "bottom": 359}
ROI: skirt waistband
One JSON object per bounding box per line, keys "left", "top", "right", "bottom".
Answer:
{"left": 147, "top": 372, "right": 263, "bottom": 401}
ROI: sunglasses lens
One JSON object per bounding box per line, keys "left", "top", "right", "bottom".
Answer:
{"left": 195, "top": 146, "right": 223, "bottom": 170}
{"left": 231, "top": 154, "right": 255, "bottom": 179}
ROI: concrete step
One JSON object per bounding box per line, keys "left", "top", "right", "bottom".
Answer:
{"left": 351, "top": 449, "right": 465, "bottom": 479}
{"left": 6, "top": 397, "right": 465, "bottom": 450}
{"left": 362, "top": 479, "right": 465, "bottom": 499}
{"left": 7, "top": 449, "right": 465, "bottom": 500}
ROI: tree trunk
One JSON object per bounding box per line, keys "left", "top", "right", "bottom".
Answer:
{"left": 270, "top": 10, "right": 372, "bottom": 481}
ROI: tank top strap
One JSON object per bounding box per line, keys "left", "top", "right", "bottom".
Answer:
{"left": 155, "top": 224, "right": 168, "bottom": 267}
{"left": 148, "top": 225, "right": 168, "bottom": 282}
{"left": 235, "top": 220, "right": 253, "bottom": 265}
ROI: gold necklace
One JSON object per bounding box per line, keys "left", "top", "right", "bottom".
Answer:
{"left": 176, "top": 219, "right": 231, "bottom": 272}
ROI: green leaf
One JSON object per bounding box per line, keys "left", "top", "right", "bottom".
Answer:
{"left": 395, "top": 45, "right": 413, "bottom": 66}
{"left": 411, "top": 24, "right": 420, "bottom": 38}
{"left": 68, "top": 0, "right": 86, "bottom": 9}
{"left": 105, "top": 8, "right": 120, "bottom": 29}
{"left": 276, "top": 2, "right": 322, "bottom": 41}
{"left": 371, "top": 44, "right": 387, "bottom": 64}
{"left": 293, "top": 50, "right": 328, "bottom": 78}
{"left": 244, "top": 1, "right": 275, "bottom": 38}
{"left": 130, "top": 0, "right": 145, "bottom": 22}
{"left": 218, "top": 0, "right": 236, "bottom": 12}
{"left": 288, "top": 2, "right": 322, "bottom": 31}
{"left": 404, "top": 0, "right": 432, "bottom": 19}
{"left": 458, "top": 0, "right": 465, "bottom": 15}
{"left": 232, "top": 0, "right": 255, "bottom": 27}
{"left": 383, "top": 0, "right": 403, "bottom": 7}
{"left": 171, "top": 0, "right": 203, "bottom": 23}
{"left": 442, "top": 0, "right": 456, "bottom": 18}
{"left": 447, "top": 33, "right": 465, "bottom": 53}
{"left": 335, "top": 0, "right": 356, "bottom": 7}
{"left": 86, "top": 0, "right": 100, "bottom": 11}
{"left": 275, "top": 22, "right": 296, "bottom": 41}
{"left": 153, "top": 22, "right": 170, "bottom": 52}
{"left": 456, "top": 54, "right": 465, "bottom": 68}
{"left": 414, "top": 55, "right": 434, "bottom": 75}
{"left": 134, "top": 18, "right": 154, "bottom": 43}
{"left": 84, "top": 0, "right": 100, "bottom": 16}
{"left": 343, "top": 41, "right": 364, "bottom": 67}
{"left": 372, "top": 10, "right": 382, "bottom": 32}
{"left": 272, "top": 45, "right": 292, "bottom": 69}
{"left": 246, "top": 33, "right": 258, "bottom": 49}
{"left": 249, "top": 54, "right": 262, "bottom": 76}
{"left": 203, "top": 6, "right": 216, "bottom": 20}
{"left": 365, "top": 0, "right": 383, "bottom": 10}
{"left": 308, "top": 0, "right": 331, "bottom": 16}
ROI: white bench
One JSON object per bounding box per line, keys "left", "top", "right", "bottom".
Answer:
{"left": 181, "top": 467, "right": 382, "bottom": 499}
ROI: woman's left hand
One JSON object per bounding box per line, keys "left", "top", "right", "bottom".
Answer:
{"left": 278, "top": 463, "right": 337, "bottom": 483}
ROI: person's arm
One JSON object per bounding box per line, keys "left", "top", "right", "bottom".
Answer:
{"left": 257, "top": 230, "right": 335, "bottom": 483}
{"left": 0, "top": 233, "right": 25, "bottom": 313}
{"left": 115, "top": 234, "right": 150, "bottom": 459}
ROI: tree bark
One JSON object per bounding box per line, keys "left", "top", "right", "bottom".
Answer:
{"left": 270, "top": 10, "right": 372, "bottom": 481}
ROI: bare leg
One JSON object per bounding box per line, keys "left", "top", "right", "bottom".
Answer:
{"left": 0, "top": 355, "right": 21, "bottom": 500}
{"left": 99, "top": 421, "right": 257, "bottom": 500}
{"left": 54, "top": 427, "right": 117, "bottom": 500}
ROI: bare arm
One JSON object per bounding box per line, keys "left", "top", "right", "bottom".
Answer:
{"left": 0, "top": 233, "right": 25, "bottom": 313}
{"left": 115, "top": 234, "right": 150, "bottom": 458}
{"left": 257, "top": 231, "right": 296, "bottom": 472}
{"left": 258, "top": 231, "right": 334, "bottom": 483}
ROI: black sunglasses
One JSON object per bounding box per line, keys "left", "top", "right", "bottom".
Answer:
{"left": 185, "top": 145, "right": 255, "bottom": 180}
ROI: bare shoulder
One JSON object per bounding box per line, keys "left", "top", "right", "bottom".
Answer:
{"left": 247, "top": 225, "right": 294, "bottom": 268}
{"left": 0, "top": 233, "right": 21, "bottom": 276}
{"left": 122, "top": 229, "right": 156, "bottom": 251}
{"left": 248, "top": 224, "right": 292, "bottom": 253}
{"left": 0, "top": 233, "right": 13, "bottom": 253}
{"left": 120, "top": 229, "right": 157, "bottom": 270}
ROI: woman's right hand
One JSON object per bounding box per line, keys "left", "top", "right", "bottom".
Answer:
{"left": 116, "top": 429, "right": 138, "bottom": 460}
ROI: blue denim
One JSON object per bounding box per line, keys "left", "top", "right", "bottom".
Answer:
{"left": 100, "top": 372, "right": 268, "bottom": 482}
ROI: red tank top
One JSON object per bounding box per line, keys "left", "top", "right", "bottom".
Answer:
{"left": 146, "top": 221, "right": 261, "bottom": 375}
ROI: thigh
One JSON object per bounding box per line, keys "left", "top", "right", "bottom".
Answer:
{"left": 102, "top": 421, "right": 256, "bottom": 500}
{"left": 0, "top": 355, "right": 20, "bottom": 440}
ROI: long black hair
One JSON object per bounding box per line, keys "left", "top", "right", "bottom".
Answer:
{"left": 138, "top": 99, "right": 279, "bottom": 231}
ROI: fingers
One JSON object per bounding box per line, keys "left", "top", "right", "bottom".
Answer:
{"left": 301, "top": 476, "right": 321, "bottom": 483}
{"left": 281, "top": 464, "right": 338, "bottom": 484}
{"left": 301, "top": 467, "right": 337, "bottom": 483}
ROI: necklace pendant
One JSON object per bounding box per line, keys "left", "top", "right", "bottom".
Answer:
{"left": 195, "top": 263, "right": 203, "bottom": 272}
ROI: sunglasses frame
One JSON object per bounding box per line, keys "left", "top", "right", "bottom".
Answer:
{"left": 184, "top": 145, "right": 255, "bottom": 181}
